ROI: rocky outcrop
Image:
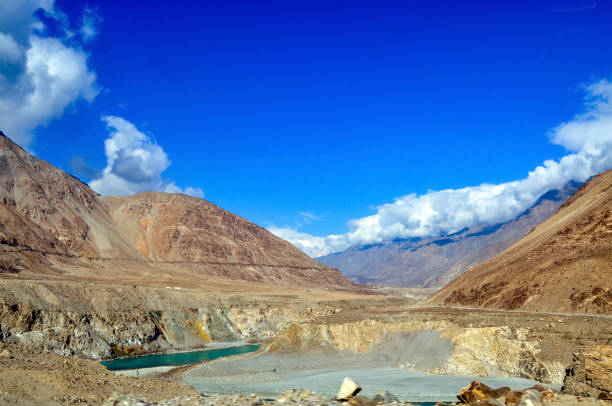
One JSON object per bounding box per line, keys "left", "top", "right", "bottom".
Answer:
{"left": 0, "top": 302, "right": 286, "bottom": 359}
{"left": 0, "top": 279, "right": 389, "bottom": 359}
{"left": 263, "top": 318, "right": 565, "bottom": 384}
{"left": 0, "top": 303, "right": 162, "bottom": 359}
{"left": 0, "top": 302, "right": 302, "bottom": 359}
{"left": 562, "top": 345, "right": 612, "bottom": 398}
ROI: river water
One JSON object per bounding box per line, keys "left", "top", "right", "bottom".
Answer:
{"left": 101, "top": 343, "right": 549, "bottom": 403}
{"left": 100, "top": 344, "right": 260, "bottom": 370}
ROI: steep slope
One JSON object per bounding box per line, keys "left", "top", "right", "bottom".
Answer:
{"left": 0, "top": 131, "right": 139, "bottom": 276}
{"left": 430, "top": 169, "right": 612, "bottom": 314}
{"left": 0, "top": 132, "right": 353, "bottom": 289}
{"left": 101, "top": 193, "right": 325, "bottom": 267}
{"left": 318, "top": 183, "right": 579, "bottom": 288}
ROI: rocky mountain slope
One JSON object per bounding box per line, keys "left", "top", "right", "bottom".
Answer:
{"left": 0, "top": 131, "right": 352, "bottom": 289}
{"left": 101, "top": 193, "right": 322, "bottom": 268}
{"left": 430, "top": 169, "right": 612, "bottom": 314}
{"left": 318, "top": 182, "right": 579, "bottom": 288}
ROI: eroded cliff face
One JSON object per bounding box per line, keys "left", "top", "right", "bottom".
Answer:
{"left": 0, "top": 304, "right": 161, "bottom": 359}
{"left": 262, "top": 318, "right": 566, "bottom": 384}
{"left": 562, "top": 345, "right": 612, "bottom": 397}
{"left": 0, "top": 283, "right": 376, "bottom": 360}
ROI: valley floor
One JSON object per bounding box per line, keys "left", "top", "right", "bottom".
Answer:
{"left": 1, "top": 278, "right": 610, "bottom": 405}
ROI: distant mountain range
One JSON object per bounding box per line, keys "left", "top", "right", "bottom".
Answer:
{"left": 317, "top": 181, "right": 581, "bottom": 288}
{"left": 430, "top": 169, "right": 612, "bottom": 314}
{"left": 0, "top": 131, "right": 353, "bottom": 289}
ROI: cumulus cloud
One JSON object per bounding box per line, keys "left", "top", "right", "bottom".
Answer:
{"left": 0, "top": 0, "right": 99, "bottom": 148}
{"left": 270, "top": 79, "right": 612, "bottom": 257}
{"left": 268, "top": 227, "right": 348, "bottom": 259}
{"left": 89, "top": 116, "right": 204, "bottom": 198}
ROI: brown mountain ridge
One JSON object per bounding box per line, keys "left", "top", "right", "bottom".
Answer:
{"left": 429, "top": 169, "right": 612, "bottom": 314}
{"left": 0, "top": 131, "right": 353, "bottom": 290}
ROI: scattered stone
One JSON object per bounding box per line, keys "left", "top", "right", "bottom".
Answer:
{"left": 345, "top": 395, "right": 375, "bottom": 405}
{"left": 337, "top": 377, "right": 362, "bottom": 401}
{"left": 457, "top": 381, "right": 500, "bottom": 404}
{"left": 517, "top": 389, "right": 543, "bottom": 406}
{"left": 470, "top": 400, "right": 504, "bottom": 406}
{"left": 372, "top": 390, "right": 399, "bottom": 404}
{"left": 597, "top": 392, "right": 612, "bottom": 401}
{"left": 494, "top": 387, "right": 511, "bottom": 398}
{"left": 0, "top": 349, "right": 9, "bottom": 357}
{"left": 530, "top": 385, "right": 556, "bottom": 402}
{"left": 505, "top": 390, "right": 526, "bottom": 406}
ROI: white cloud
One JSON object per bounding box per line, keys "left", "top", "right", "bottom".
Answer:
{"left": 0, "top": 0, "right": 99, "bottom": 148}
{"left": 89, "top": 116, "right": 204, "bottom": 198}
{"left": 0, "top": 33, "right": 23, "bottom": 63}
{"left": 267, "top": 227, "right": 347, "bottom": 259}
{"left": 270, "top": 79, "right": 612, "bottom": 257}
{"left": 163, "top": 183, "right": 205, "bottom": 199}
{"left": 298, "top": 211, "right": 322, "bottom": 222}
{"left": 80, "top": 7, "right": 100, "bottom": 42}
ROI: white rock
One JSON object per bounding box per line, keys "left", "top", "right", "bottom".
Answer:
{"left": 336, "top": 377, "right": 361, "bottom": 400}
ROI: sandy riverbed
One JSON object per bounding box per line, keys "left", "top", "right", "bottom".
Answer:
{"left": 180, "top": 351, "right": 550, "bottom": 402}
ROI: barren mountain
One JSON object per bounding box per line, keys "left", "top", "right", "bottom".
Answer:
{"left": 318, "top": 182, "right": 579, "bottom": 288}
{"left": 101, "top": 193, "right": 323, "bottom": 267}
{"left": 0, "top": 132, "right": 352, "bottom": 289}
{"left": 430, "top": 169, "right": 612, "bottom": 314}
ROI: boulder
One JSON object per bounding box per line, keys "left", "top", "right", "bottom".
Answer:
{"left": 337, "top": 377, "right": 362, "bottom": 401}
{"left": 457, "top": 381, "right": 501, "bottom": 404}
{"left": 516, "top": 389, "right": 542, "bottom": 406}
{"left": 597, "top": 392, "right": 612, "bottom": 401}
{"left": 348, "top": 395, "right": 378, "bottom": 406}
{"left": 494, "top": 387, "right": 511, "bottom": 398}
{"left": 529, "top": 385, "right": 555, "bottom": 402}
{"left": 562, "top": 345, "right": 612, "bottom": 398}
{"left": 504, "top": 390, "right": 525, "bottom": 406}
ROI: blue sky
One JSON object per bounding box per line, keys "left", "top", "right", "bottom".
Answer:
{"left": 2, "top": 1, "right": 612, "bottom": 256}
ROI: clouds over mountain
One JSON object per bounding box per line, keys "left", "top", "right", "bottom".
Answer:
{"left": 0, "top": 0, "right": 99, "bottom": 148}
{"left": 271, "top": 79, "right": 612, "bottom": 257}
{"left": 0, "top": 1, "right": 204, "bottom": 198}
{"left": 89, "top": 116, "right": 204, "bottom": 198}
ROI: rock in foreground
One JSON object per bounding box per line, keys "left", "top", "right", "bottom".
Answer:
{"left": 102, "top": 378, "right": 611, "bottom": 406}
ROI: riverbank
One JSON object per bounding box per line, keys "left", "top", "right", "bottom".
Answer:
{"left": 2, "top": 336, "right": 610, "bottom": 405}
{"left": 102, "top": 343, "right": 261, "bottom": 370}
{"left": 0, "top": 343, "right": 198, "bottom": 405}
